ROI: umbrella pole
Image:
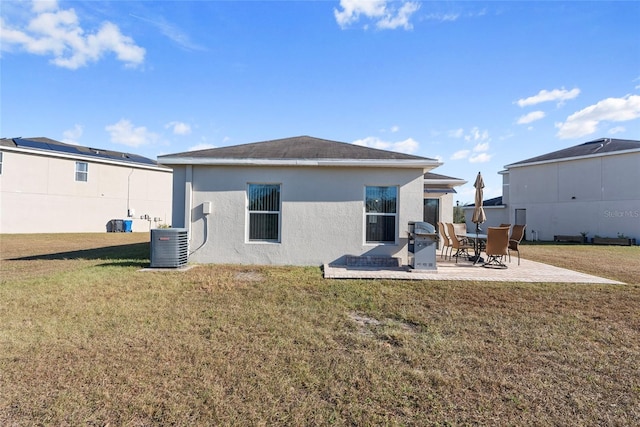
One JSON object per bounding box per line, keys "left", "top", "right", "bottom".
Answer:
{"left": 473, "top": 222, "right": 482, "bottom": 265}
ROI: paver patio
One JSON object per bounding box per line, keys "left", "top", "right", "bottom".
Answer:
{"left": 323, "top": 257, "right": 624, "bottom": 284}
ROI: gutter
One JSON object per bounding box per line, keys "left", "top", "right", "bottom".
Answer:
{"left": 505, "top": 148, "right": 640, "bottom": 170}
{"left": 157, "top": 157, "right": 442, "bottom": 169}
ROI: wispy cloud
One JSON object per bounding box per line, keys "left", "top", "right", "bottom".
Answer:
{"left": 555, "top": 94, "right": 640, "bottom": 139}
{"left": 425, "top": 13, "right": 460, "bottom": 22}
{"left": 106, "top": 119, "right": 158, "bottom": 148}
{"left": 62, "top": 124, "right": 83, "bottom": 144}
{"left": 448, "top": 127, "right": 492, "bottom": 162}
{"left": 516, "top": 87, "right": 580, "bottom": 107}
{"left": 0, "top": 0, "right": 145, "bottom": 69}
{"left": 352, "top": 136, "right": 419, "bottom": 154}
{"left": 334, "top": 0, "right": 420, "bottom": 30}
{"left": 165, "top": 121, "right": 192, "bottom": 135}
{"left": 188, "top": 143, "right": 216, "bottom": 152}
{"left": 469, "top": 153, "right": 492, "bottom": 163}
{"left": 517, "top": 110, "right": 546, "bottom": 125}
{"left": 130, "top": 13, "right": 206, "bottom": 52}
{"left": 608, "top": 126, "right": 626, "bottom": 135}
{"left": 451, "top": 149, "right": 470, "bottom": 160}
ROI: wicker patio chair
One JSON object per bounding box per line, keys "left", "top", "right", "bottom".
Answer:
{"left": 508, "top": 224, "right": 526, "bottom": 265}
{"left": 446, "top": 222, "right": 473, "bottom": 263}
{"left": 484, "top": 226, "right": 510, "bottom": 269}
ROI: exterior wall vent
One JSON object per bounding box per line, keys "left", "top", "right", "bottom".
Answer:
{"left": 150, "top": 228, "right": 188, "bottom": 268}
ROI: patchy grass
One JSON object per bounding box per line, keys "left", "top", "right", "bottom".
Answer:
{"left": 521, "top": 242, "right": 640, "bottom": 285}
{"left": 1, "top": 234, "right": 639, "bottom": 425}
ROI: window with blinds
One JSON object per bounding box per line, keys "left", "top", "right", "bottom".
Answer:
{"left": 75, "top": 161, "right": 88, "bottom": 182}
{"left": 365, "top": 186, "right": 397, "bottom": 243}
{"left": 248, "top": 183, "right": 281, "bottom": 242}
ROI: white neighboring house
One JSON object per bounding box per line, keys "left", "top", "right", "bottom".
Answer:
{"left": 158, "top": 136, "right": 465, "bottom": 266}
{"left": 0, "top": 137, "right": 172, "bottom": 233}
{"left": 464, "top": 138, "right": 640, "bottom": 243}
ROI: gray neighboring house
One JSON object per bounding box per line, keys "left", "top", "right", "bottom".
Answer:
{"left": 158, "top": 136, "right": 465, "bottom": 266}
{"left": 464, "top": 138, "right": 640, "bottom": 243}
{"left": 0, "top": 137, "right": 173, "bottom": 233}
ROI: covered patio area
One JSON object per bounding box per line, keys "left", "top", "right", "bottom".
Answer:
{"left": 323, "top": 257, "right": 623, "bottom": 284}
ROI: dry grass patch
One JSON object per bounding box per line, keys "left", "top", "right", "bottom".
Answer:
{"left": 1, "top": 234, "right": 639, "bottom": 425}
{"left": 521, "top": 243, "right": 640, "bottom": 284}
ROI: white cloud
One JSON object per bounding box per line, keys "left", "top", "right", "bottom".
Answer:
{"left": 62, "top": 124, "right": 83, "bottom": 144}
{"left": 352, "top": 136, "right": 419, "bottom": 154}
{"left": 464, "top": 127, "right": 490, "bottom": 143}
{"left": 390, "top": 125, "right": 399, "bottom": 133}
{"left": 377, "top": 1, "right": 421, "bottom": 30}
{"left": 473, "top": 141, "right": 489, "bottom": 152}
{"left": 469, "top": 153, "right": 492, "bottom": 163}
{"left": 129, "top": 13, "right": 206, "bottom": 52}
{"left": 334, "top": 0, "right": 420, "bottom": 30}
{"left": 188, "top": 143, "right": 216, "bottom": 152}
{"left": 555, "top": 94, "right": 640, "bottom": 139}
{"left": 0, "top": 0, "right": 145, "bottom": 69}
{"left": 517, "top": 110, "right": 545, "bottom": 125}
{"left": 105, "top": 119, "right": 158, "bottom": 147}
{"left": 516, "top": 87, "right": 580, "bottom": 107}
{"left": 608, "top": 126, "right": 626, "bottom": 135}
{"left": 448, "top": 128, "right": 464, "bottom": 138}
{"left": 166, "top": 121, "right": 192, "bottom": 135}
{"left": 425, "top": 13, "right": 460, "bottom": 22}
{"left": 451, "top": 149, "right": 470, "bottom": 160}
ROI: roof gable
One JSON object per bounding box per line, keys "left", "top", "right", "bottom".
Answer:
{"left": 507, "top": 138, "right": 640, "bottom": 167}
{"left": 161, "top": 135, "right": 434, "bottom": 161}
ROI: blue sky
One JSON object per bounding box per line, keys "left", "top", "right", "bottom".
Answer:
{"left": 2, "top": 0, "right": 639, "bottom": 203}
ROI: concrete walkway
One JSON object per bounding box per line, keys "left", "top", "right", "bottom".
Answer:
{"left": 323, "top": 258, "right": 623, "bottom": 284}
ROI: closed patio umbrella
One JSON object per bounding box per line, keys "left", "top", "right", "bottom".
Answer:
{"left": 471, "top": 172, "right": 486, "bottom": 263}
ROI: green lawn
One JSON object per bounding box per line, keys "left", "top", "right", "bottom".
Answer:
{"left": 1, "top": 234, "right": 639, "bottom": 425}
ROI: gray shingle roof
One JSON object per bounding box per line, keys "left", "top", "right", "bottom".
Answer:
{"left": 161, "top": 135, "right": 435, "bottom": 161}
{"left": 507, "top": 138, "right": 640, "bottom": 167}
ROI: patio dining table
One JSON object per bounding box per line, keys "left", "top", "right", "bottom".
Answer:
{"left": 463, "top": 232, "right": 487, "bottom": 264}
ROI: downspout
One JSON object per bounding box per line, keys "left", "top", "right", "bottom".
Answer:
{"left": 127, "top": 168, "right": 134, "bottom": 216}
{"left": 185, "top": 165, "right": 193, "bottom": 251}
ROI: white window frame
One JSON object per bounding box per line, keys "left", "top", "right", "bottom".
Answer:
{"left": 246, "top": 183, "right": 282, "bottom": 243}
{"left": 75, "top": 161, "right": 88, "bottom": 182}
{"left": 364, "top": 185, "right": 398, "bottom": 244}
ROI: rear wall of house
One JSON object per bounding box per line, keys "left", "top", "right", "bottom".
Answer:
{"left": 0, "top": 150, "right": 172, "bottom": 233}
{"left": 171, "top": 165, "right": 425, "bottom": 266}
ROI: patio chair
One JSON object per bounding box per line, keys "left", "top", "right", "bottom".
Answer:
{"left": 446, "top": 222, "right": 473, "bottom": 263}
{"left": 508, "top": 224, "right": 526, "bottom": 265}
{"left": 437, "top": 222, "right": 453, "bottom": 260}
{"left": 484, "top": 226, "right": 510, "bottom": 269}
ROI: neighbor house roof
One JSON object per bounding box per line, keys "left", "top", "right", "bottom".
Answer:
{"left": 423, "top": 172, "right": 466, "bottom": 194}
{"left": 158, "top": 135, "right": 442, "bottom": 170}
{"left": 0, "top": 137, "right": 167, "bottom": 170}
{"left": 506, "top": 138, "right": 640, "bottom": 168}
{"left": 464, "top": 196, "right": 504, "bottom": 208}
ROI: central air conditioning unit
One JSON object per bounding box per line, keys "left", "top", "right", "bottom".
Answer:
{"left": 150, "top": 228, "right": 188, "bottom": 268}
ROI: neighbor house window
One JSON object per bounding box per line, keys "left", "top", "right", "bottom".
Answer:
{"left": 75, "top": 161, "right": 88, "bottom": 182}
{"left": 365, "top": 186, "right": 397, "bottom": 243}
{"left": 0, "top": 151, "right": 3, "bottom": 175}
{"left": 248, "top": 183, "right": 281, "bottom": 242}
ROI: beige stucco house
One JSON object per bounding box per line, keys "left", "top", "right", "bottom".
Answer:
{"left": 0, "top": 137, "right": 172, "bottom": 233}
{"left": 158, "top": 136, "right": 464, "bottom": 266}
{"left": 464, "top": 138, "right": 640, "bottom": 243}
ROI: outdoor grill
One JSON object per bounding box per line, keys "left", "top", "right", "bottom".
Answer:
{"left": 408, "top": 221, "right": 438, "bottom": 271}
